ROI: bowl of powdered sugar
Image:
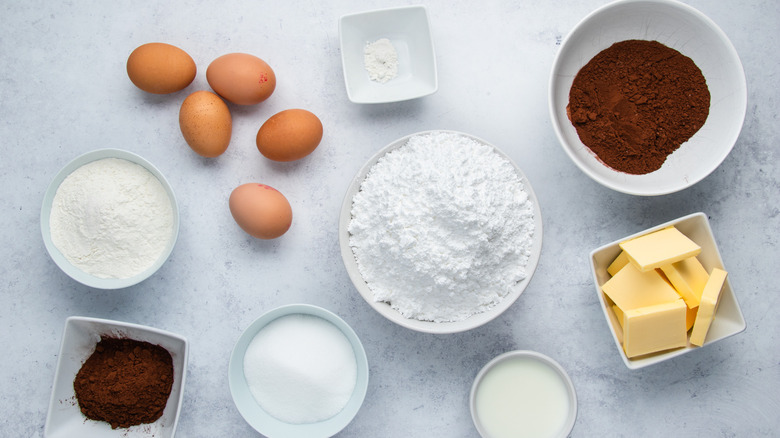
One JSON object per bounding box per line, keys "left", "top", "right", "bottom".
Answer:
{"left": 41, "top": 149, "right": 179, "bottom": 289}
{"left": 340, "top": 131, "right": 543, "bottom": 334}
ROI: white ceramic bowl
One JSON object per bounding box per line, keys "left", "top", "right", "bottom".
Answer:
{"left": 44, "top": 316, "right": 189, "bottom": 438}
{"left": 229, "top": 304, "right": 369, "bottom": 438}
{"left": 339, "top": 130, "right": 543, "bottom": 334}
{"left": 339, "top": 5, "right": 437, "bottom": 103}
{"left": 41, "top": 148, "right": 179, "bottom": 289}
{"left": 549, "top": 0, "right": 746, "bottom": 196}
{"left": 470, "top": 350, "right": 577, "bottom": 438}
{"left": 589, "top": 212, "right": 746, "bottom": 369}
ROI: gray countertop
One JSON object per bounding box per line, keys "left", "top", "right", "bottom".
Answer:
{"left": 2, "top": 0, "right": 778, "bottom": 437}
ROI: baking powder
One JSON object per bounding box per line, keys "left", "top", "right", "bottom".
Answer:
{"left": 348, "top": 132, "right": 535, "bottom": 322}
{"left": 364, "top": 38, "right": 398, "bottom": 83}
{"left": 243, "top": 314, "right": 357, "bottom": 424}
{"left": 49, "top": 157, "right": 173, "bottom": 279}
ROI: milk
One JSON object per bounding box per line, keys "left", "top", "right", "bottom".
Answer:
{"left": 474, "top": 356, "right": 571, "bottom": 438}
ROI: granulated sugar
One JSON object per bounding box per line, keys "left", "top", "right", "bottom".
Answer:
{"left": 243, "top": 314, "right": 357, "bottom": 424}
{"left": 348, "top": 132, "right": 535, "bottom": 323}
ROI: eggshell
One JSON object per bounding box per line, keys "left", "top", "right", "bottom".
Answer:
{"left": 256, "top": 109, "right": 323, "bottom": 162}
{"left": 229, "top": 183, "right": 292, "bottom": 239}
{"left": 179, "top": 90, "right": 232, "bottom": 157}
{"left": 126, "top": 42, "right": 196, "bottom": 94}
{"left": 206, "top": 53, "right": 276, "bottom": 105}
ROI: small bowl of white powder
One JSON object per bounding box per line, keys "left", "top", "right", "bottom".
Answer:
{"left": 339, "top": 5, "right": 437, "bottom": 103}
{"left": 340, "top": 131, "right": 543, "bottom": 334}
{"left": 229, "top": 304, "right": 369, "bottom": 437}
{"left": 41, "top": 149, "right": 179, "bottom": 289}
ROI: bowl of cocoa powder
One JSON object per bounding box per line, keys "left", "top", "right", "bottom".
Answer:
{"left": 549, "top": 0, "right": 746, "bottom": 196}
{"left": 44, "top": 316, "right": 188, "bottom": 438}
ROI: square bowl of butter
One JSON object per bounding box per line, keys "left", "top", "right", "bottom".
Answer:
{"left": 589, "top": 212, "right": 746, "bottom": 369}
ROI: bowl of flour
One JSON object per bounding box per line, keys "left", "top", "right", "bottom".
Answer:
{"left": 339, "top": 131, "right": 543, "bottom": 333}
{"left": 41, "top": 149, "right": 179, "bottom": 289}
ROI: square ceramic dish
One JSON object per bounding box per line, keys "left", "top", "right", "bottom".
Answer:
{"left": 339, "top": 5, "right": 437, "bottom": 103}
{"left": 44, "top": 316, "right": 188, "bottom": 438}
{"left": 589, "top": 212, "right": 746, "bottom": 369}
{"left": 229, "top": 304, "right": 369, "bottom": 438}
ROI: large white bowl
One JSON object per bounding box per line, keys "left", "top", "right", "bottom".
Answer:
{"left": 339, "top": 5, "right": 438, "bottom": 103}
{"left": 589, "top": 212, "right": 746, "bottom": 369}
{"left": 41, "top": 148, "right": 179, "bottom": 289}
{"left": 549, "top": 0, "right": 747, "bottom": 196}
{"left": 339, "top": 130, "right": 543, "bottom": 334}
{"left": 44, "top": 316, "right": 189, "bottom": 438}
{"left": 229, "top": 304, "right": 369, "bottom": 438}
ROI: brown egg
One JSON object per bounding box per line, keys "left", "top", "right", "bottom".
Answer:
{"left": 256, "top": 109, "right": 323, "bottom": 162}
{"left": 206, "top": 53, "right": 276, "bottom": 105}
{"left": 179, "top": 91, "right": 232, "bottom": 157}
{"left": 126, "top": 42, "right": 196, "bottom": 94}
{"left": 229, "top": 183, "right": 292, "bottom": 239}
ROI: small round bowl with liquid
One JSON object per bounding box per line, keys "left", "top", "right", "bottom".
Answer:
{"left": 469, "top": 350, "right": 577, "bottom": 438}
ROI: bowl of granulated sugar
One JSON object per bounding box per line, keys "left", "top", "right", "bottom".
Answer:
{"left": 41, "top": 149, "right": 179, "bottom": 289}
{"left": 229, "top": 304, "right": 369, "bottom": 437}
{"left": 339, "top": 130, "right": 543, "bottom": 334}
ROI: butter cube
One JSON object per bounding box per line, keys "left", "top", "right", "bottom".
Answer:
{"left": 623, "top": 299, "right": 688, "bottom": 358}
{"left": 686, "top": 305, "right": 698, "bottom": 331}
{"left": 620, "top": 227, "right": 701, "bottom": 272}
{"left": 607, "top": 251, "right": 630, "bottom": 276}
{"left": 601, "top": 263, "right": 681, "bottom": 311}
{"left": 690, "top": 268, "right": 728, "bottom": 346}
{"left": 613, "top": 305, "right": 625, "bottom": 328}
{"left": 660, "top": 256, "right": 710, "bottom": 308}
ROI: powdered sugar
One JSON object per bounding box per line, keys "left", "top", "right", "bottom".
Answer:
{"left": 348, "top": 132, "right": 535, "bottom": 323}
{"left": 49, "top": 158, "right": 174, "bottom": 279}
{"left": 364, "top": 38, "right": 398, "bottom": 83}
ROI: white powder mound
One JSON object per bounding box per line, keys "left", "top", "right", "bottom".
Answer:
{"left": 364, "top": 38, "right": 398, "bottom": 83}
{"left": 348, "top": 132, "right": 535, "bottom": 323}
{"left": 50, "top": 158, "right": 173, "bottom": 279}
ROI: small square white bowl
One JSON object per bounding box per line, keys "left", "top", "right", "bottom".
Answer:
{"left": 44, "top": 316, "right": 189, "bottom": 438}
{"left": 339, "top": 5, "right": 437, "bottom": 103}
{"left": 589, "top": 212, "right": 746, "bottom": 369}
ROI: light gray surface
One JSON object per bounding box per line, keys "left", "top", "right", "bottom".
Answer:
{"left": 1, "top": 1, "right": 778, "bottom": 437}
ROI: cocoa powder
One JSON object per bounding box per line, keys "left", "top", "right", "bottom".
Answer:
{"left": 567, "top": 39, "right": 710, "bottom": 175}
{"left": 73, "top": 337, "right": 174, "bottom": 429}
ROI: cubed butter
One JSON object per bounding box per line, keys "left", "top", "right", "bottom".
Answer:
{"left": 607, "top": 251, "right": 630, "bottom": 276}
{"left": 690, "top": 268, "right": 728, "bottom": 346}
{"left": 620, "top": 227, "right": 701, "bottom": 272}
{"left": 686, "top": 305, "right": 698, "bottom": 331}
{"left": 601, "top": 263, "right": 681, "bottom": 311}
{"left": 660, "top": 256, "right": 710, "bottom": 309}
{"left": 613, "top": 305, "right": 624, "bottom": 328}
{"left": 623, "top": 299, "right": 688, "bottom": 358}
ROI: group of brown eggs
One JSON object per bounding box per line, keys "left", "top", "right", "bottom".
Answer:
{"left": 126, "top": 42, "right": 324, "bottom": 239}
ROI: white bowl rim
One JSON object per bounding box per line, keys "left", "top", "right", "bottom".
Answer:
{"left": 339, "top": 130, "right": 544, "bottom": 334}
{"left": 548, "top": 0, "right": 747, "bottom": 196}
{"left": 40, "top": 148, "right": 180, "bottom": 289}
{"left": 469, "top": 350, "right": 577, "bottom": 438}
{"left": 228, "top": 303, "right": 369, "bottom": 438}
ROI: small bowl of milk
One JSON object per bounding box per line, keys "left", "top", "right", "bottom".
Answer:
{"left": 470, "top": 350, "right": 577, "bottom": 438}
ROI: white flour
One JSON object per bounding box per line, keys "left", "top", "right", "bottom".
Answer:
{"left": 348, "top": 132, "right": 535, "bottom": 322}
{"left": 364, "top": 38, "right": 398, "bottom": 83}
{"left": 49, "top": 157, "right": 173, "bottom": 279}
